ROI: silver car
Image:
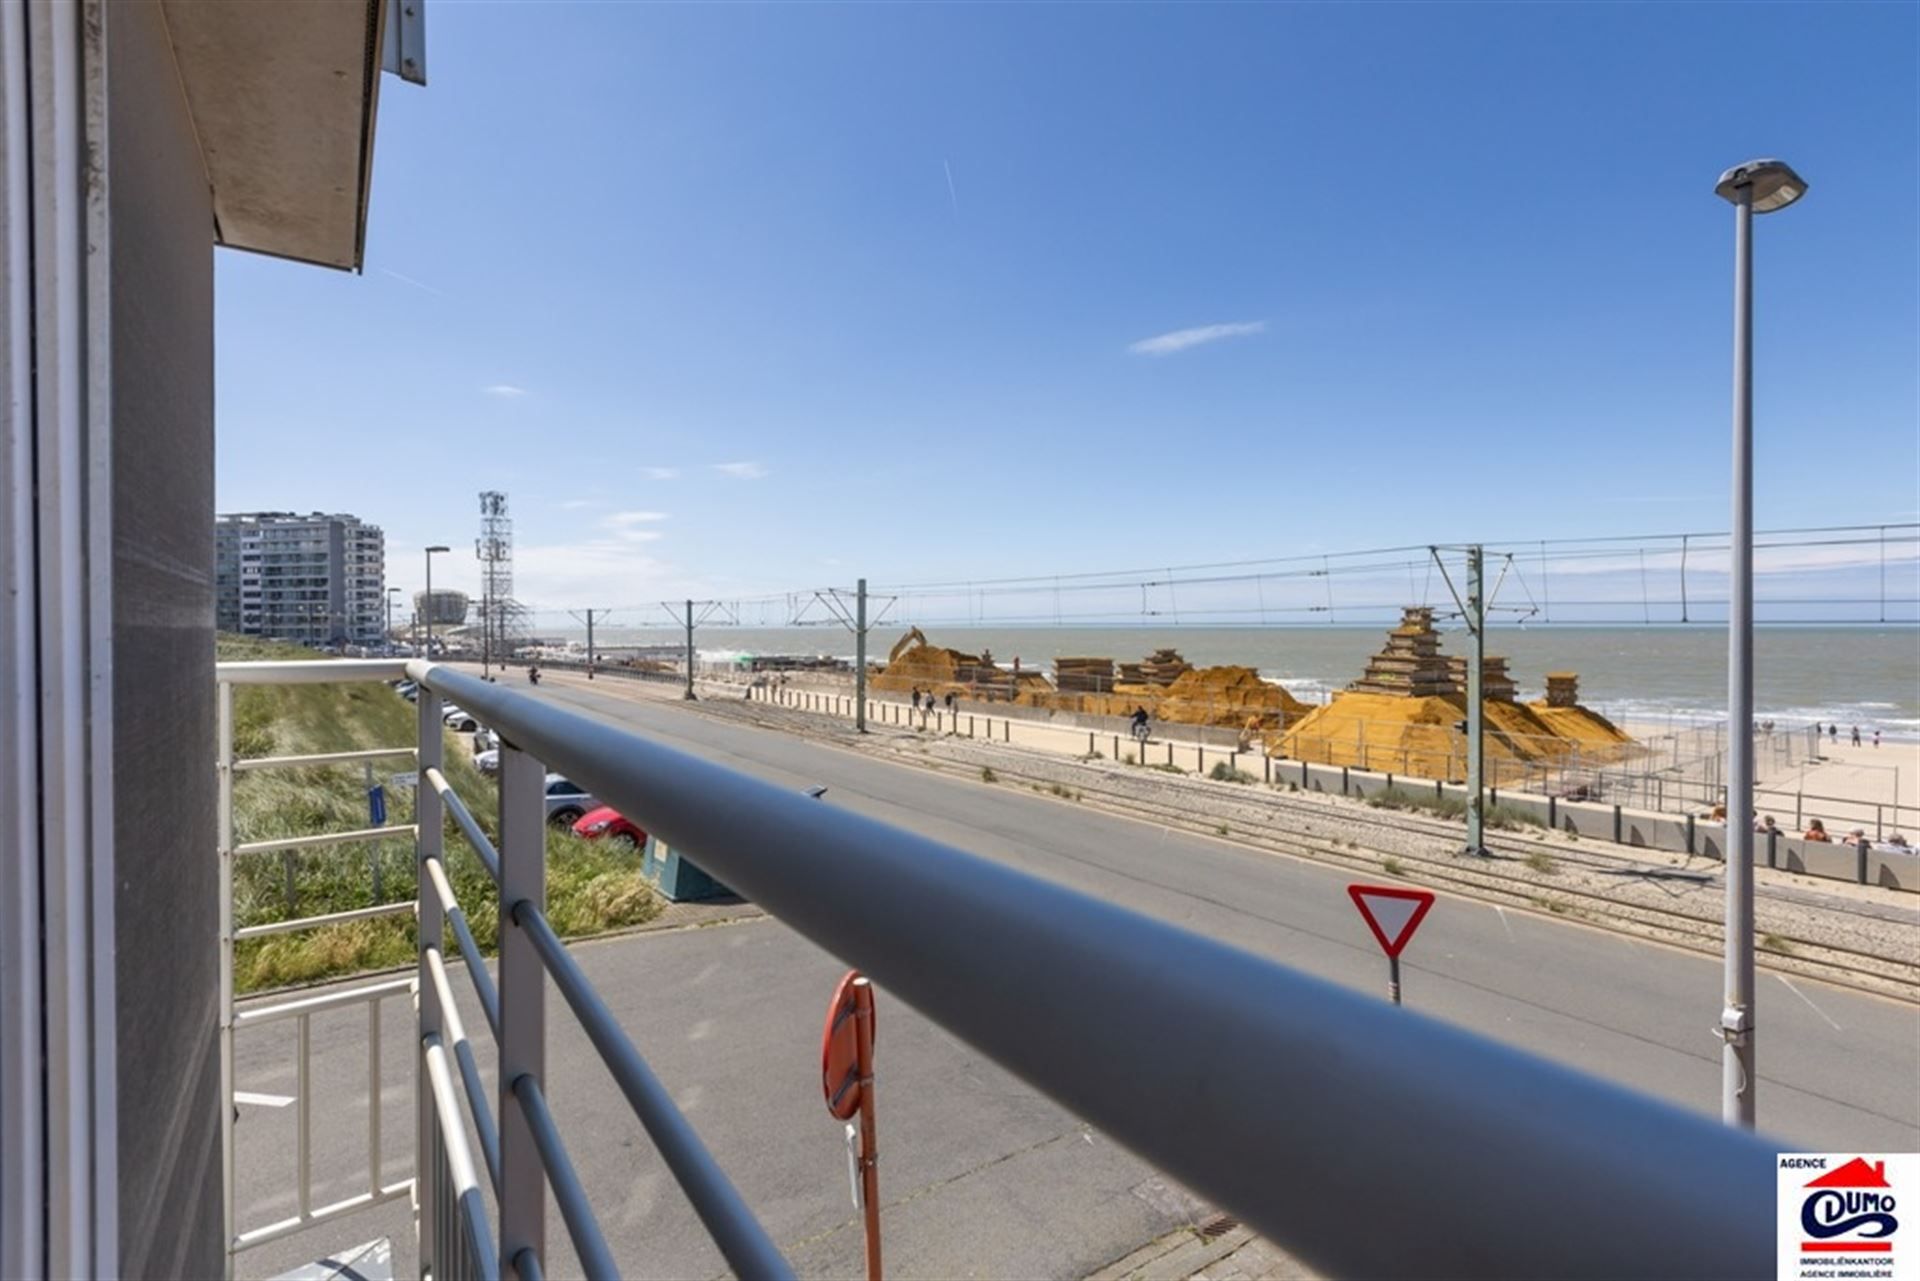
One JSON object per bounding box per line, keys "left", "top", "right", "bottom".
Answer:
{"left": 543, "top": 773, "right": 598, "bottom": 826}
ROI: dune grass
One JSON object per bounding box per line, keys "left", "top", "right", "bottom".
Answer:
{"left": 221, "top": 635, "right": 660, "bottom": 992}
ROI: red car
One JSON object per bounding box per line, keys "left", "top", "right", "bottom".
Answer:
{"left": 571, "top": 805, "right": 646, "bottom": 847}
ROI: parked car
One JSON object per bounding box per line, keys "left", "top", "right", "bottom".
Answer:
{"left": 396, "top": 681, "right": 418, "bottom": 702}
{"left": 571, "top": 806, "right": 646, "bottom": 847}
{"left": 473, "top": 727, "right": 498, "bottom": 753}
{"left": 473, "top": 748, "right": 499, "bottom": 776}
{"left": 445, "top": 709, "right": 480, "bottom": 733}
{"left": 543, "top": 774, "right": 598, "bottom": 827}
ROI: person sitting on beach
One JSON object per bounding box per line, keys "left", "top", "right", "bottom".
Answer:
{"left": 1804, "top": 819, "right": 1831, "bottom": 842}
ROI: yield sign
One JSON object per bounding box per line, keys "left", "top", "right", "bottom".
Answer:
{"left": 1347, "top": 884, "right": 1435, "bottom": 958}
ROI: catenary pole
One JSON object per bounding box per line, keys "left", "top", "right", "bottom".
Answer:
{"left": 855, "top": 579, "right": 868, "bottom": 733}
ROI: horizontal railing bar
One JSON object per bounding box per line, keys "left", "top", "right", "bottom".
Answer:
{"left": 235, "top": 900, "right": 414, "bottom": 940}
{"left": 514, "top": 902, "right": 794, "bottom": 1281}
{"left": 231, "top": 1179, "right": 414, "bottom": 1252}
{"left": 232, "top": 746, "right": 417, "bottom": 773}
{"left": 236, "top": 976, "right": 414, "bottom": 1029}
{"left": 236, "top": 823, "right": 415, "bottom": 856}
{"left": 513, "top": 1073, "right": 622, "bottom": 1281}
{"left": 426, "top": 945, "right": 503, "bottom": 1191}
{"left": 217, "top": 658, "right": 411, "bottom": 686}
{"left": 425, "top": 853, "right": 502, "bottom": 1037}
{"left": 425, "top": 1033, "right": 503, "bottom": 1281}
{"left": 427, "top": 767, "right": 502, "bottom": 883}
{"left": 419, "top": 660, "right": 1778, "bottom": 1281}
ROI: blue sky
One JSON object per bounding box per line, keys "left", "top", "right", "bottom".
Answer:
{"left": 215, "top": 2, "right": 1917, "bottom": 612}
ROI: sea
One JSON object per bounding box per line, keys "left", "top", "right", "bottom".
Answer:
{"left": 555, "top": 624, "right": 1920, "bottom": 740}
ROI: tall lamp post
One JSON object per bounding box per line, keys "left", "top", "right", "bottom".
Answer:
{"left": 424, "top": 545, "right": 450, "bottom": 661}
{"left": 386, "top": 586, "right": 403, "bottom": 656}
{"left": 1712, "top": 158, "right": 1806, "bottom": 1130}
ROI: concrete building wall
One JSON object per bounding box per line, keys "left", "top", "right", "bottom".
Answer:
{"left": 106, "top": 4, "right": 221, "bottom": 1276}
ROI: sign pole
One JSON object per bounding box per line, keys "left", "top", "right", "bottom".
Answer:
{"left": 853, "top": 978, "right": 881, "bottom": 1281}
{"left": 822, "top": 971, "right": 883, "bottom": 1281}
{"left": 1388, "top": 953, "right": 1401, "bottom": 1006}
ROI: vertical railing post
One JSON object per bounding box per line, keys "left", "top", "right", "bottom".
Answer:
{"left": 218, "top": 679, "right": 237, "bottom": 1277}
{"left": 499, "top": 741, "right": 548, "bottom": 1278}
{"left": 415, "top": 682, "right": 445, "bottom": 1278}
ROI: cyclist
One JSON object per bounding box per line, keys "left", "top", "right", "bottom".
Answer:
{"left": 1130, "top": 706, "right": 1150, "bottom": 740}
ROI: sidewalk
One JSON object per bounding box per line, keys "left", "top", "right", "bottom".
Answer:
{"left": 1086, "top": 1220, "right": 1317, "bottom": 1281}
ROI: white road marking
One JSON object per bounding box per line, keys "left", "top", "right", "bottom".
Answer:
{"left": 1493, "top": 905, "right": 1516, "bottom": 943}
{"left": 1777, "top": 975, "right": 1843, "bottom": 1032}
{"left": 234, "top": 1090, "right": 295, "bottom": 1109}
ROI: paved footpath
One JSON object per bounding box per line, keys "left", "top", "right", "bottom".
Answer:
{"left": 231, "top": 673, "right": 1917, "bottom": 1279}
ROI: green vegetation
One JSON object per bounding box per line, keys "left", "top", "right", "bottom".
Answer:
{"left": 1148, "top": 762, "right": 1186, "bottom": 775}
{"left": 1363, "top": 786, "right": 1544, "bottom": 831}
{"left": 1208, "top": 761, "right": 1257, "bottom": 785}
{"left": 221, "top": 635, "right": 659, "bottom": 993}
{"left": 1215, "top": 824, "right": 1230, "bottom": 837}
{"left": 1047, "top": 782, "right": 1078, "bottom": 800}
{"left": 1383, "top": 856, "right": 1404, "bottom": 876}
{"left": 1525, "top": 850, "right": 1558, "bottom": 875}
{"left": 1761, "top": 933, "right": 1795, "bottom": 955}
{"left": 980, "top": 766, "right": 998, "bottom": 783}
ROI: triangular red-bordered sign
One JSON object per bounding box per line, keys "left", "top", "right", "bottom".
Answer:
{"left": 1347, "top": 884, "right": 1435, "bottom": 958}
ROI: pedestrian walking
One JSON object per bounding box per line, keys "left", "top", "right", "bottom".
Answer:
{"left": 1829, "top": 723, "right": 1839, "bottom": 743}
{"left": 1851, "top": 725, "right": 1862, "bottom": 747}
{"left": 1874, "top": 729, "right": 1882, "bottom": 748}
{"left": 911, "top": 688, "right": 922, "bottom": 712}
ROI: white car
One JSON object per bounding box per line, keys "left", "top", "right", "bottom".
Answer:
{"left": 473, "top": 748, "right": 499, "bottom": 776}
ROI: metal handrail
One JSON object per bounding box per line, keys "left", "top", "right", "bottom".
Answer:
{"left": 513, "top": 902, "right": 794, "bottom": 1281}
{"left": 423, "top": 852, "right": 501, "bottom": 1036}
{"left": 425, "top": 946, "right": 503, "bottom": 1191}
{"left": 232, "top": 899, "right": 413, "bottom": 941}
{"left": 234, "top": 823, "right": 415, "bottom": 856}
{"left": 427, "top": 765, "right": 503, "bottom": 882}
{"left": 424, "top": 1034, "right": 502, "bottom": 1281}
{"left": 512, "top": 1073, "right": 622, "bottom": 1281}
{"left": 416, "top": 658, "right": 1779, "bottom": 1281}
{"left": 231, "top": 745, "right": 417, "bottom": 773}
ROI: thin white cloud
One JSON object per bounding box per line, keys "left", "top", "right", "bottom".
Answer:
{"left": 642, "top": 466, "right": 680, "bottom": 481}
{"left": 711, "top": 461, "right": 768, "bottom": 480}
{"left": 601, "top": 510, "right": 669, "bottom": 542}
{"left": 482, "top": 384, "right": 529, "bottom": 398}
{"left": 1127, "top": 321, "right": 1266, "bottom": 357}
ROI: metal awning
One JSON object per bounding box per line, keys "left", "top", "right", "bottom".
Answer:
{"left": 161, "top": 0, "right": 425, "bottom": 271}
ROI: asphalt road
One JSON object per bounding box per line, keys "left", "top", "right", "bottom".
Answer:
{"left": 232, "top": 677, "right": 1919, "bottom": 1280}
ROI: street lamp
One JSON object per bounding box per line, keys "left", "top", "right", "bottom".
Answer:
{"left": 424, "top": 546, "right": 450, "bottom": 660}
{"left": 1713, "top": 157, "right": 1805, "bottom": 1130}
{"left": 386, "top": 587, "right": 403, "bottom": 656}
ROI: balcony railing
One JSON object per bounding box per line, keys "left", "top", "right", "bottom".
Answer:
{"left": 216, "top": 658, "right": 1778, "bottom": 1280}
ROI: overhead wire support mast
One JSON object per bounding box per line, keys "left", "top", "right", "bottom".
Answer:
{"left": 661, "top": 599, "right": 737, "bottom": 701}
{"left": 566, "top": 608, "right": 608, "bottom": 680}
{"left": 795, "top": 582, "right": 898, "bottom": 734}
{"left": 1431, "top": 545, "right": 1488, "bottom": 857}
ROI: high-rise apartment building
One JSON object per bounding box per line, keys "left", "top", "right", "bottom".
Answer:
{"left": 215, "top": 512, "right": 387, "bottom": 647}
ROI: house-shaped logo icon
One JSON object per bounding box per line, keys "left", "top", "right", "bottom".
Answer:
{"left": 1800, "top": 1156, "right": 1899, "bottom": 1256}
{"left": 1807, "top": 1158, "right": 1893, "bottom": 1190}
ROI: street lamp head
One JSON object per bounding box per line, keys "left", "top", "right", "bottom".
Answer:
{"left": 1714, "top": 158, "right": 1807, "bottom": 214}
{"left": 425, "top": 544, "right": 450, "bottom": 555}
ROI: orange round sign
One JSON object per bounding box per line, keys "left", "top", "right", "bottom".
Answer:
{"left": 820, "top": 969, "right": 875, "bottom": 1120}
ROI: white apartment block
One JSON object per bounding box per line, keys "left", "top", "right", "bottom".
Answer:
{"left": 215, "top": 512, "right": 387, "bottom": 647}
